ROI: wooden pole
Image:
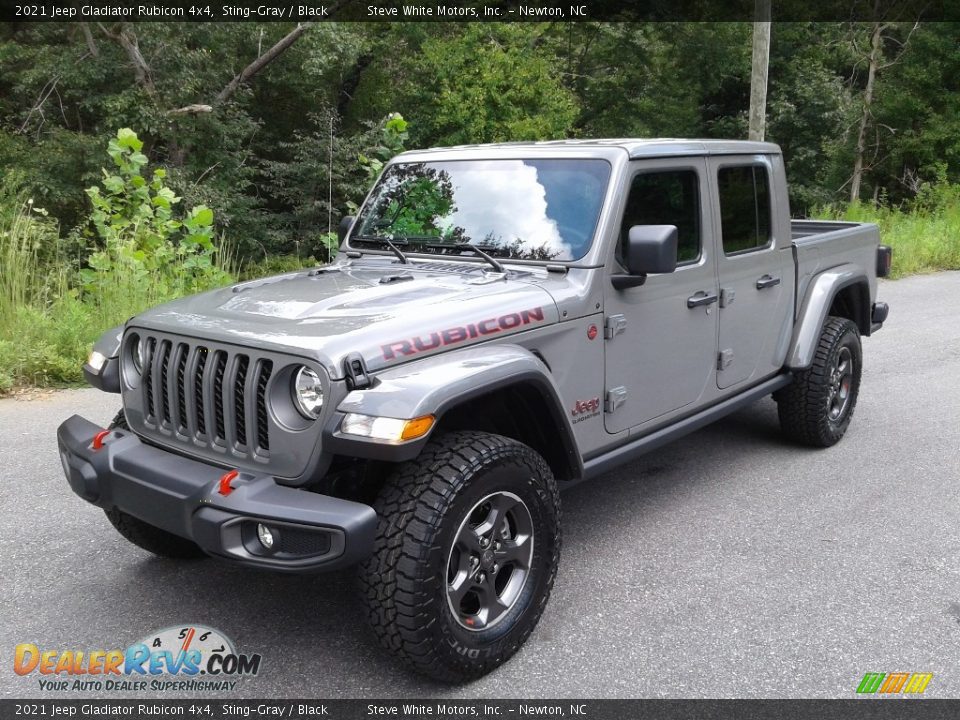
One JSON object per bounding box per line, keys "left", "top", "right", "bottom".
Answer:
{"left": 748, "top": 0, "right": 772, "bottom": 141}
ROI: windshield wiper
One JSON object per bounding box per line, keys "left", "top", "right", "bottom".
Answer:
{"left": 355, "top": 234, "right": 408, "bottom": 264}
{"left": 456, "top": 244, "right": 505, "bottom": 274}
{"left": 425, "top": 243, "right": 505, "bottom": 274}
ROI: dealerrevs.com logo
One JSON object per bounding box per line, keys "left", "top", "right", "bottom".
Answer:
{"left": 14, "top": 625, "right": 262, "bottom": 692}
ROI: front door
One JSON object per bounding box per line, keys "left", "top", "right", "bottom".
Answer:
{"left": 603, "top": 160, "right": 719, "bottom": 434}
{"left": 709, "top": 158, "right": 795, "bottom": 389}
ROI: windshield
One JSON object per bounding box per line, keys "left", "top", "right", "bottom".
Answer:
{"left": 351, "top": 159, "right": 611, "bottom": 261}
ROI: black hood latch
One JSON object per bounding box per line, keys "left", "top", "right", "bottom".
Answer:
{"left": 343, "top": 353, "right": 373, "bottom": 390}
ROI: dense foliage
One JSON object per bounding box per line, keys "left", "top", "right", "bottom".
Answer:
{"left": 0, "top": 20, "right": 959, "bottom": 389}
{"left": 3, "top": 22, "right": 959, "bottom": 248}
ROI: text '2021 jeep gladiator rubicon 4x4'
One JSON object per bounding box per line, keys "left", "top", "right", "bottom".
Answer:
{"left": 58, "top": 139, "right": 890, "bottom": 682}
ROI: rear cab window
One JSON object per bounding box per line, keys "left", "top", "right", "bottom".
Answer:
{"left": 717, "top": 165, "right": 772, "bottom": 255}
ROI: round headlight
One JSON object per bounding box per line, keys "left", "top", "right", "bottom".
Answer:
{"left": 131, "top": 336, "right": 143, "bottom": 374}
{"left": 293, "top": 366, "right": 324, "bottom": 418}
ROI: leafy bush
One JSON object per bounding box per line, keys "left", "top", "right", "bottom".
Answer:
{"left": 0, "top": 130, "right": 235, "bottom": 391}
{"left": 80, "top": 128, "right": 231, "bottom": 306}
{"left": 355, "top": 113, "right": 410, "bottom": 192}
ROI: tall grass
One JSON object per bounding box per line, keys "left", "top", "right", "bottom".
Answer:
{"left": 1, "top": 200, "right": 44, "bottom": 316}
{"left": 0, "top": 198, "right": 235, "bottom": 392}
{"left": 0, "top": 200, "right": 77, "bottom": 391}
{"left": 814, "top": 184, "right": 960, "bottom": 279}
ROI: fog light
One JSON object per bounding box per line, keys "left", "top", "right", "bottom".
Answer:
{"left": 257, "top": 523, "right": 275, "bottom": 550}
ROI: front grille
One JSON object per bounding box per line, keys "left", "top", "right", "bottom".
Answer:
{"left": 256, "top": 362, "right": 272, "bottom": 451}
{"left": 139, "top": 336, "right": 273, "bottom": 457}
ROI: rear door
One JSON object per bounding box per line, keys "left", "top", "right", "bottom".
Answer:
{"left": 709, "top": 156, "right": 795, "bottom": 389}
{"left": 602, "top": 159, "right": 719, "bottom": 434}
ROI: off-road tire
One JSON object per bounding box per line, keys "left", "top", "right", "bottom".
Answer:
{"left": 102, "top": 410, "right": 207, "bottom": 560}
{"left": 109, "top": 410, "right": 130, "bottom": 431}
{"left": 776, "top": 316, "right": 862, "bottom": 447}
{"left": 359, "top": 431, "right": 561, "bottom": 683}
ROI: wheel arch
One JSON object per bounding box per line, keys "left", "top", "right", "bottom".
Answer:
{"left": 325, "top": 344, "right": 583, "bottom": 482}
{"left": 828, "top": 282, "right": 871, "bottom": 336}
{"left": 787, "top": 265, "right": 869, "bottom": 370}
{"left": 431, "top": 378, "right": 582, "bottom": 482}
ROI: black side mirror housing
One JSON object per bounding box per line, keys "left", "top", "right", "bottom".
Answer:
{"left": 338, "top": 215, "right": 355, "bottom": 244}
{"left": 611, "top": 225, "right": 678, "bottom": 290}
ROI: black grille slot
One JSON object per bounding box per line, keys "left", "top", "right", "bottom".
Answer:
{"left": 234, "top": 355, "right": 249, "bottom": 447}
{"left": 213, "top": 351, "right": 227, "bottom": 443}
{"left": 255, "top": 361, "right": 272, "bottom": 452}
{"left": 142, "top": 337, "right": 157, "bottom": 421}
{"left": 175, "top": 344, "right": 188, "bottom": 434}
{"left": 194, "top": 347, "right": 208, "bottom": 437}
{"left": 157, "top": 340, "right": 172, "bottom": 426}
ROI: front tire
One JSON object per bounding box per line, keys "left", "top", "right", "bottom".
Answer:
{"left": 359, "top": 431, "right": 561, "bottom": 682}
{"left": 102, "top": 409, "right": 207, "bottom": 560}
{"left": 776, "top": 316, "right": 862, "bottom": 447}
{"left": 104, "top": 508, "right": 207, "bottom": 560}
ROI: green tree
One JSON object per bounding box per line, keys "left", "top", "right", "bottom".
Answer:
{"left": 354, "top": 24, "right": 577, "bottom": 146}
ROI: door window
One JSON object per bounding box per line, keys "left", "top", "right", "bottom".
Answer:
{"left": 619, "top": 170, "right": 701, "bottom": 265}
{"left": 717, "top": 165, "right": 772, "bottom": 255}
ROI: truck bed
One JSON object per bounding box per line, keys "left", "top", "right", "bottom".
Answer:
{"left": 790, "top": 219, "right": 881, "bottom": 323}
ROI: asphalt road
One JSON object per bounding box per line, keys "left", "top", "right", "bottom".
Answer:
{"left": 2, "top": 271, "right": 959, "bottom": 700}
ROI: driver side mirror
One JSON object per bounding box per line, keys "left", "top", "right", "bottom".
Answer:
{"left": 611, "top": 225, "right": 678, "bottom": 290}
{"left": 338, "top": 215, "right": 355, "bottom": 244}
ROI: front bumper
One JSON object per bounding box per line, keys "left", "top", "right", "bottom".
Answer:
{"left": 56, "top": 415, "right": 377, "bottom": 572}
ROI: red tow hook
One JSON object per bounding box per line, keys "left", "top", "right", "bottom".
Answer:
{"left": 91, "top": 430, "right": 111, "bottom": 451}
{"left": 218, "top": 469, "right": 240, "bottom": 496}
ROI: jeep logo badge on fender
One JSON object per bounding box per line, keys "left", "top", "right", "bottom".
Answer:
{"left": 572, "top": 397, "right": 601, "bottom": 424}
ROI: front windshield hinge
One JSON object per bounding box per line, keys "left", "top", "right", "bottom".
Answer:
{"left": 468, "top": 272, "right": 507, "bottom": 285}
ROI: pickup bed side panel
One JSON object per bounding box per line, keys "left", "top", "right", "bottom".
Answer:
{"left": 788, "top": 220, "right": 880, "bottom": 369}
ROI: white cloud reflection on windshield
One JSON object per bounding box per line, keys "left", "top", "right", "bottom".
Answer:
{"left": 439, "top": 161, "right": 572, "bottom": 259}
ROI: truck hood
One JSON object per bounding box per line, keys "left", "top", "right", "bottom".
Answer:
{"left": 131, "top": 258, "right": 559, "bottom": 378}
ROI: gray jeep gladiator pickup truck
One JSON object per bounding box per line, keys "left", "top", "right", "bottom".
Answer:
{"left": 58, "top": 139, "right": 890, "bottom": 681}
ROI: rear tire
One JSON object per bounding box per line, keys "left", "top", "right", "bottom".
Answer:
{"left": 102, "top": 409, "right": 207, "bottom": 560}
{"left": 359, "top": 431, "right": 561, "bottom": 682}
{"left": 776, "top": 316, "right": 862, "bottom": 447}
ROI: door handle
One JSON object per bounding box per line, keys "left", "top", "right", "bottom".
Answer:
{"left": 687, "top": 291, "right": 718, "bottom": 308}
{"left": 756, "top": 274, "right": 781, "bottom": 290}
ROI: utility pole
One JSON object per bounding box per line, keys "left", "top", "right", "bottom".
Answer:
{"left": 748, "top": 0, "right": 772, "bottom": 141}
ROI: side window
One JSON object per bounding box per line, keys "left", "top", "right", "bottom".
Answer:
{"left": 620, "top": 170, "right": 701, "bottom": 265}
{"left": 717, "top": 165, "right": 772, "bottom": 254}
